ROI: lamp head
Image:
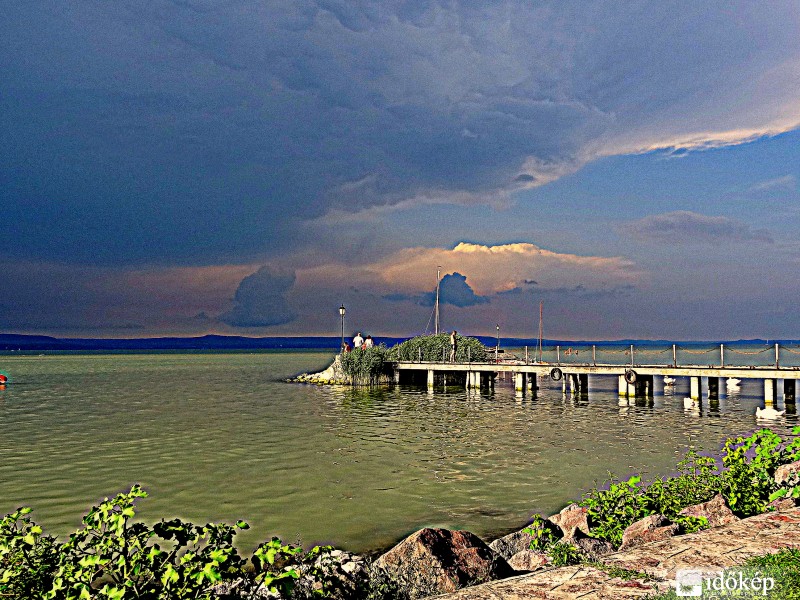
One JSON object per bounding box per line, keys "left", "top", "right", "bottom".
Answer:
{"left": 339, "top": 304, "right": 346, "bottom": 317}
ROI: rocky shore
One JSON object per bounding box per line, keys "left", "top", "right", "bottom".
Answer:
{"left": 235, "top": 457, "right": 799, "bottom": 599}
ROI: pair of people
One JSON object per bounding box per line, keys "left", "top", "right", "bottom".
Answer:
{"left": 349, "top": 332, "right": 374, "bottom": 351}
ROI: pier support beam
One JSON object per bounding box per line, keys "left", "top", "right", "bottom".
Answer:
{"left": 708, "top": 377, "right": 719, "bottom": 400}
{"left": 515, "top": 372, "right": 527, "bottom": 393}
{"left": 393, "top": 369, "right": 400, "bottom": 385}
{"left": 784, "top": 379, "right": 796, "bottom": 402}
{"left": 427, "top": 369, "right": 434, "bottom": 389}
{"left": 690, "top": 377, "right": 701, "bottom": 400}
{"left": 764, "top": 379, "right": 776, "bottom": 407}
{"left": 619, "top": 375, "right": 629, "bottom": 397}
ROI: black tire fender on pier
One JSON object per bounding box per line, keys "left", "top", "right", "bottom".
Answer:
{"left": 624, "top": 369, "right": 637, "bottom": 384}
{"left": 550, "top": 367, "right": 563, "bottom": 381}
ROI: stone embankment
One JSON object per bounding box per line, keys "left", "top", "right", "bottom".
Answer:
{"left": 289, "top": 356, "right": 348, "bottom": 385}
{"left": 432, "top": 505, "right": 800, "bottom": 599}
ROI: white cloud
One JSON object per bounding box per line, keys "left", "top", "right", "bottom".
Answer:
{"left": 297, "top": 241, "right": 643, "bottom": 296}
{"left": 621, "top": 211, "right": 774, "bottom": 244}
{"left": 747, "top": 175, "right": 797, "bottom": 193}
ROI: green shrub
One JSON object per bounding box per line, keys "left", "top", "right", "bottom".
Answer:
{"left": 640, "top": 451, "right": 722, "bottom": 518}
{"left": 340, "top": 345, "right": 390, "bottom": 384}
{"left": 522, "top": 514, "right": 560, "bottom": 551}
{"left": 546, "top": 542, "right": 584, "bottom": 567}
{"left": 579, "top": 475, "right": 649, "bottom": 548}
{"left": 0, "top": 507, "right": 59, "bottom": 597}
{"left": 721, "top": 427, "right": 800, "bottom": 517}
{"left": 387, "top": 334, "right": 488, "bottom": 363}
{"left": 0, "top": 486, "right": 328, "bottom": 599}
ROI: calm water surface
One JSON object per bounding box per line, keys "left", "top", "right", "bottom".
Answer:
{"left": 0, "top": 351, "right": 797, "bottom": 553}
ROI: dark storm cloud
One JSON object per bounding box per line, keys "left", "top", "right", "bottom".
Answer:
{"left": 420, "top": 273, "right": 489, "bottom": 308}
{"left": 621, "top": 211, "right": 774, "bottom": 244}
{"left": 219, "top": 267, "right": 297, "bottom": 327}
{"left": 2, "top": 1, "right": 799, "bottom": 266}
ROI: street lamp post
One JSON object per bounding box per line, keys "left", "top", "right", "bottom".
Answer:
{"left": 496, "top": 324, "right": 500, "bottom": 363}
{"left": 339, "top": 304, "right": 346, "bottom": 352}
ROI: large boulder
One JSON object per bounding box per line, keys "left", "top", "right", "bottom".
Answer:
{"left": 547, "top": 504, "right": 590, "bottom": 540}
{"left": 489, "top": 529, "right": 536, "bottom": 560}
{"left": 775, "top": 460, "right": 800, "bottom": 486}
{"left": 619, "top": 514, "right": 679, "bottom": 550}
{"left": 374, "top": 528, "right": 514, "bottom": 598}
{"left": 506, "top": 550, "right": 549, "bottom": 571}
{"left": 678, "top": 493, "right": 739, "bottom": 528}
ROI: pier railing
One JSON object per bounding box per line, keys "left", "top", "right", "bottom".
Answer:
{"left": 411, "top": 343, "right": 800, "bottom": 369}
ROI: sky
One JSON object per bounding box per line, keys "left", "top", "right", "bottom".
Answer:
{"left": 2, "top": 1, "right": 800, "bottom": 341}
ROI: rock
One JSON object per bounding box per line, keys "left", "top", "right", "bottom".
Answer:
{"left": 775, "top": 460, "right": 800, "bottom": 486}
{"left": 571, "top": 531, "right": 614, "bottom": 559}
{"left": 506, "top": 550, "right": 549, "bottom": 571}
{"left": 489, "top": 529, "right": 536, "bottom": 560}
{"left": 620, "top": 514, "right": 679, "bottom": 550}
{"left": 211, "top": 578, "right": 278, "bottom": 599}
{"left": 768, "top": 497, "right": 796, "bottom": 511}
{"left": 678, "top": 493, "right": 739, "bottom": 528}
{"left": 547, "top": 503, "right": 590, "bottom": 540}
{"left": 295, "top": 549, "right": 367, "bottom": 599}
{"left": 374, "top": 528, "right": 514, "bottom": 598}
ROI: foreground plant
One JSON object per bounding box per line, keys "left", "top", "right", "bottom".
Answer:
{"left": 576, "top": 427, "right": 800, "bottom": 548}
{"left": 0, "top": 486, "right": 317, "bottom": 599}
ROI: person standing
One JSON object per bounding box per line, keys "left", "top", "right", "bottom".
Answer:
{"left": 364, "top": 335, "right": 374, "bottom": 348}
{"left": 450, "top": 330, "right": 458, "bottom": 362}
{"left": 353, "top": 332, "right": 364, "bottom": 348}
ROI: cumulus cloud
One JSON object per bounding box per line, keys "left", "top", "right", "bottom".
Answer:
{"left": 299, "top": 242, "right": 643, "bottom": 297}
{"left": 219, "top": 266, "right": 297, "bottom": 327}
{"left": 419, "top": 272, "right": 489, "bottom": 307}
{"left": 621, "top": 211, "right": 774, "bottom": 244}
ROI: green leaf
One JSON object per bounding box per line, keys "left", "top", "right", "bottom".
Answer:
{"left": 770, "top": 488, "right": 788, "bottom": 501}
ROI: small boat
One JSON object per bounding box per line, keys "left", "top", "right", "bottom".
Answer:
{"left": 756, "top": 406, "right": 785, "bottom": 419}
{"left": 0, "top": 374, "right": 7, "bottom": 385}
{"left": 726, "top": 378, "right": 741, "bottom": 387}
{"left": 663, "top": 376, "right": 676, "bottom": 386}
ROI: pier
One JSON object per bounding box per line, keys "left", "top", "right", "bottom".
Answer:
{"left": 391, "top": 343, "right": 800, "bottom": 407}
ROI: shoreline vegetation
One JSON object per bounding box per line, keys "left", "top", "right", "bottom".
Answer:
{"left": 290, "top": 334, "right": 489, "bottom": 386}
{"left": 3, "top": 428, "right": 800, "bottom": 599}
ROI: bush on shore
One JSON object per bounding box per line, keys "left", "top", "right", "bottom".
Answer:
{"left": 338, "top": 334, "right": 488, "bottom": 383}
{"left": 339, "top": 345, "right": 391, "bottom": 385}
{"left": 386, "top": 334, "right": 488, "bottom": 363}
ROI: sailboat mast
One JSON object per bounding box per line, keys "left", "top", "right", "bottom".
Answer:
{"left": 434, "top": 266, "right": 441, "bottom": 335}
{"left": 537, "top": 301, "right": 543, "bottom": 362}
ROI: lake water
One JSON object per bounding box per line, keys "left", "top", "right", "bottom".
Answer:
{"left": 0, "top": 350, "right": 797, "bottom": 554}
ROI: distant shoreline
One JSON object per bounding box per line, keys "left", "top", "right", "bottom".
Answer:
{"left": 0, "top": 333, "right": 795, "bottom": 353}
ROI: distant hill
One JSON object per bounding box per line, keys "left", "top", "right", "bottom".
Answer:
{"left": 0, "top": 333, "right": 792, "bottom": 352}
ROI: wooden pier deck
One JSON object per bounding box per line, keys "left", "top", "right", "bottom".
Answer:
{"left": 391, "top": 360, "right": 800, "bottom": 404}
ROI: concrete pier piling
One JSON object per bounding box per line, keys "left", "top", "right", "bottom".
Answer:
{"left": 764, "top": 379, "right": 776, "bottom": 407}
